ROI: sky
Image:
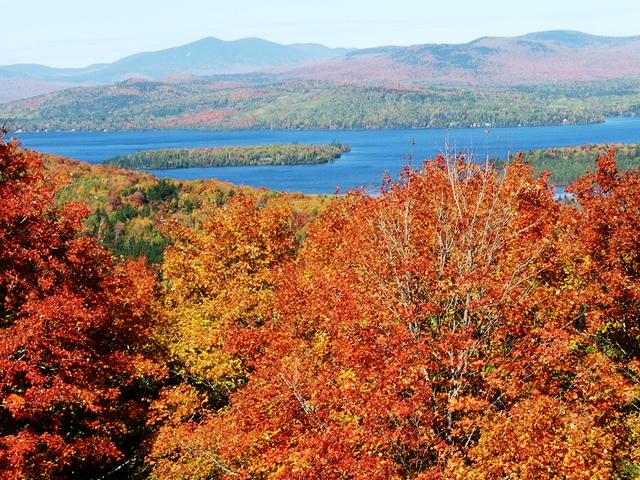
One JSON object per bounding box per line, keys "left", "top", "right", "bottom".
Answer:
{"left": 2, "top": 0, "right": 640, "bottom": 68}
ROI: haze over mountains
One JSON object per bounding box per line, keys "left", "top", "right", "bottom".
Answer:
{"left": 0, "top": 38, "right": 353, "bottom": 102}
{"left": 2, "top": 30, "right": 640, "bottom": 103}
{"left": 286, "top": 31, "right": 640, "bottom": 86}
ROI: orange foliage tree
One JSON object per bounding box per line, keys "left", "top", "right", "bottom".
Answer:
{"left": 153, "top": 153, "right": 639, "bottom": 479}
{"left": 149, "top": 194, "right": 297, "bottom": 478}
{"left": 566, "top": 150, "right": 640, "bottom": 361}
{"left": 10, "top": 128, "right": 640, "bottom": 479}
{"left": 0, "top": 133, "right": 165, "bottom": 479}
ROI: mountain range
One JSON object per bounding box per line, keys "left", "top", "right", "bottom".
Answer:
{"left": 2, "top": 30, "right": 640, "bottom": 104}
{"left": 284, "top": 31, "right": 640, "bottom": 86}
{"left": 0, "top": 37, "right": 353, "bottom": 102}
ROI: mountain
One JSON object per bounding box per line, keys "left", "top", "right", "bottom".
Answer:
{"left": 3, "top": 30, "right": 640, "bottom": 105}
{"left": 276, "top": 30, "right": 640, "bottom": 86}
{"left": 100, "top": 37, "right": 339, "bottom": 79}
{"left": 0, "top": 68, "right": 76, "bottom": 104}
{"left": 0, "top": 37, "right": 353, "bottom": 102}
{"left": 520, "top": 30, "right": 638, "bottom": 48}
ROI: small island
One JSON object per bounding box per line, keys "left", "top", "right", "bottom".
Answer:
{"left": 104, "top": 142, "right": 351, "bottom": 170}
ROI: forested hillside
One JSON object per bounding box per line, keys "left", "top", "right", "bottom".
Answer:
{"left": 3, "top": 132, "right": 640, "bottom": 479}
{"left": 5, "top": 77, "right": 640, "bottom": 132}
{"left": 39, "top": 139, "right": 640, "bottom": 270}
{"left": 287, "top": 31, "right": 640, "bottom": 86}
{"left": 516, "top": 142, "right": 640, "bottom": 184}
{"left": 42, "top": 151, "right": 332, "bottom": 266}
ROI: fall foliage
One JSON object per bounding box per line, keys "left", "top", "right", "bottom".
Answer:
{"left": 2, "top": 78, "right": 626, "bottom": 132}
{"left": 2, "top": 131, "right": 640, "bottom": 478}
{"left": 40, "top": 153, "right": 331, "bottom": 267}
{"left": 0, "top": 133, "right": 165, "bottom": 479}
{"left": 146, "top": 151, "right": 640, "bottom": 479}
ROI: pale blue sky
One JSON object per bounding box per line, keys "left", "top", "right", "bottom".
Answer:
{"left": 2, "top": 0, "right": 639, "bottom": 68}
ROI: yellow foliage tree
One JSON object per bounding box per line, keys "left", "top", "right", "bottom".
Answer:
{"left": 149, "top": 194, "right": 297, "bottom": 478}
{"left": 160, "top": 194, "right": 296, "bottom": 396}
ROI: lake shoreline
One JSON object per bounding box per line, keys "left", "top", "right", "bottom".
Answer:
{"left": 12, "top": 117, "right": 640, "bottom": 195}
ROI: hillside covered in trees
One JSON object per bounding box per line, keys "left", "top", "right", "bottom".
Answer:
{"left": 3, "top": 132, "right": 640, "bottom": 479}
{"left": 42, "top": 152, "right": 332, "bottom": 266}
{"left": 516, "top": 142, "right": 640, "bottom": 185}
{"left": 41, "top": 140, "right": 640, "bottom": 272}
{"left": 4, "top": 77, "right": 640, "bottom": 132}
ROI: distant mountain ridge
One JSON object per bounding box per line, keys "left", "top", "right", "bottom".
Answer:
{"left": 2, "top": 30, "right": 640, "bottom": 103}
{"left": 280, "top": 30, "right": 640, "bottom": 86}
{"left": 0, "top": 37, "right": 354, "bottom": 101}
{"left": 520, "top": 30, "right": 640, "bottom": 47}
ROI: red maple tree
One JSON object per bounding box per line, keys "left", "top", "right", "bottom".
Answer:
{"left": 0, "top": 133, "right": 165, "bottom": 479}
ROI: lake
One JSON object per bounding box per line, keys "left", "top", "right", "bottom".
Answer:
{"left": 11, "top": 117, "right": 640, "bottom": 194}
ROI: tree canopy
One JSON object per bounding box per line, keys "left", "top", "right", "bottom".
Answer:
{"left": 0, "top": 133, "right": 165, "bottom": 479}
{"left": 2, "top": 132, "right": 640, "bottom": 479}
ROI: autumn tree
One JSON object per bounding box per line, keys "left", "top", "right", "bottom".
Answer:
{"left": 196, "top": 154, "right": 636, "bottom": 479}
{"left": 566, "top": 149, "right": 640, "bottom": 360}
{"left": 559, "top": 150, "right": 640, "bottom": 476}
{"left": 148, "top": 194, "right": 297, "bottom": 478}
{"left": 0, "top": 133, "right": 165, "bottom": 479}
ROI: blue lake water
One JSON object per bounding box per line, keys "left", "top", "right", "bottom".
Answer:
{"left": 11, "top": 117, "right": 640, "bottom": 194}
